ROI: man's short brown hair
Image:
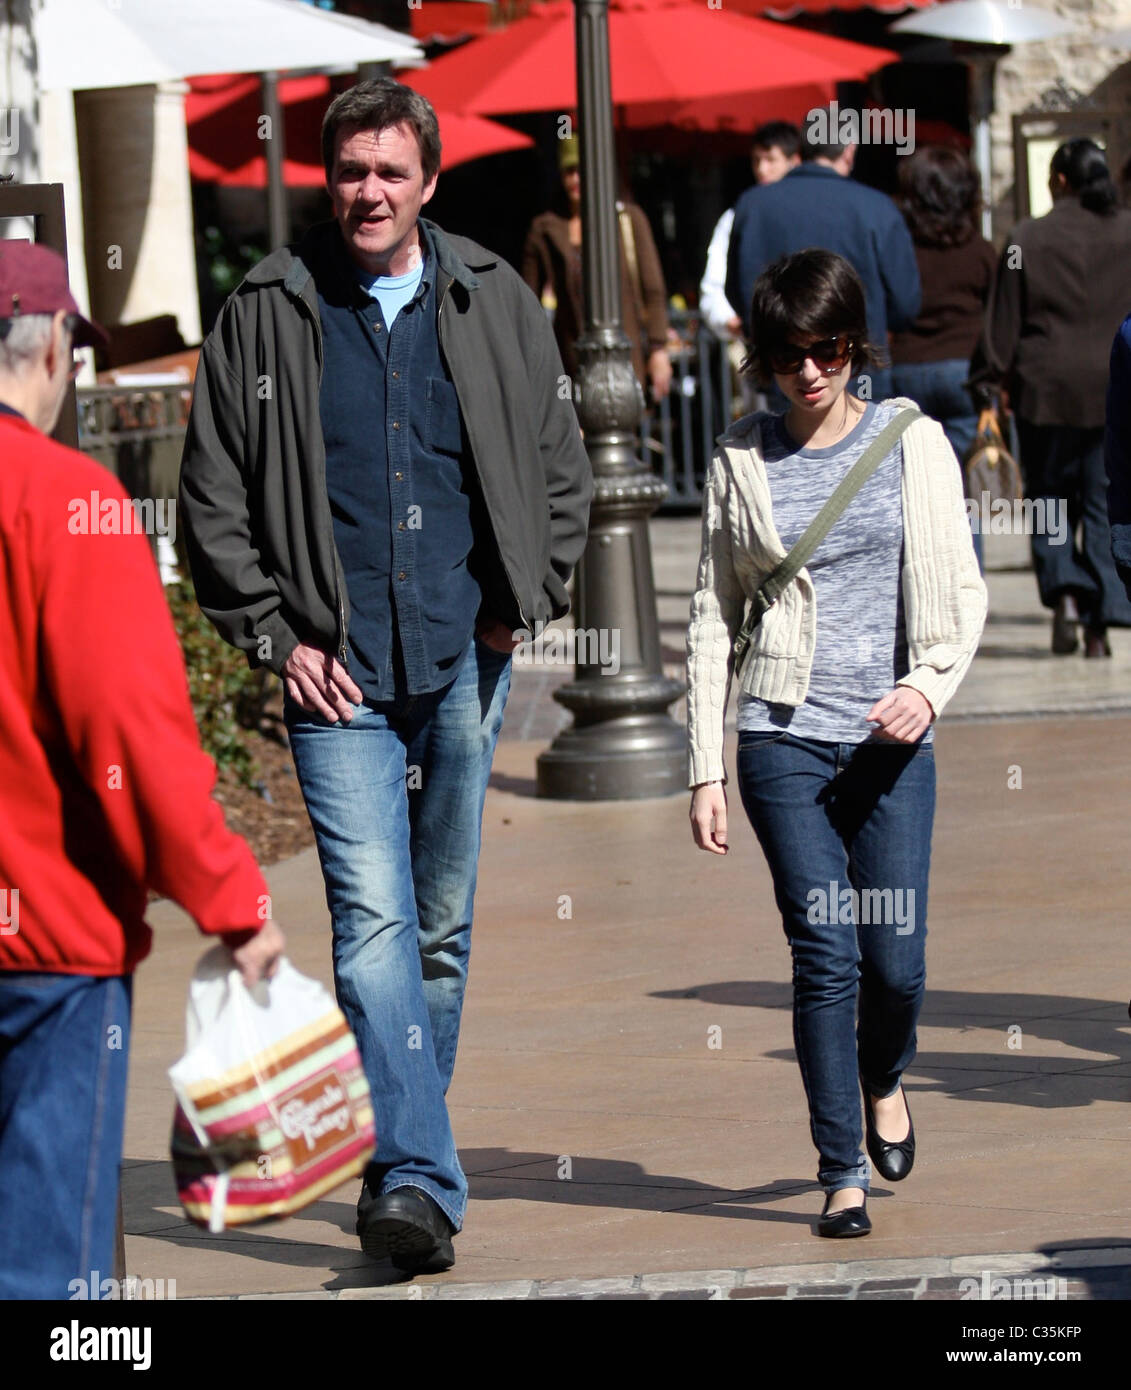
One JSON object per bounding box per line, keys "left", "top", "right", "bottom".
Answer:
{"left": 321, "top": 77, "right": 442, "bottom": 184}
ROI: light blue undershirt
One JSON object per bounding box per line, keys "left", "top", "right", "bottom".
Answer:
{"left": 355, "top": 258, "right": 425, "bottom": 326}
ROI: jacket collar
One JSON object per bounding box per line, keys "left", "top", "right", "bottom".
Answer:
{"left": 784, "top": 163, "right": 843, "bottom": 181}
{"left": 245, "top": 218, "right": 487, "bottom": 302}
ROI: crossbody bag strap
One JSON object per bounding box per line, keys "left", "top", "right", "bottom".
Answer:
{"left": 733, "top": 407, "right": 923, "bottom": 661}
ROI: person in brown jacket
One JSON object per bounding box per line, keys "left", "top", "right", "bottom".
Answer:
{"left": 521, "top": 134, "right": 671, "bottom": 401}
{"left": 971, "top": 138, "right": 1131, "bottom": 657}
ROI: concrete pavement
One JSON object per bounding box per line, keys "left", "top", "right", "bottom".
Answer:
{"left": 120, "top": 520, "right": 1131, "bottom": 1299}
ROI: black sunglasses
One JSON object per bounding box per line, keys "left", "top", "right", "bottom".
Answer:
{"left": 768, "top": 335, "right": 855, "bottom": 376}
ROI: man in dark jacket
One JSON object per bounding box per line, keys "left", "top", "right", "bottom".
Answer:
{"left": 180, "top": 78, "right": 592, "bottom": 1275}
{"left": 975, "top": 141, "right": 1131, "bottom": 657}
{"left": 726, "top": 116, "right": 921, "bottom": 401}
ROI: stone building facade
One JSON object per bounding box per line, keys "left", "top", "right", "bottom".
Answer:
{"left": 991, "top": 0, "right": 1131, "bottom": 238}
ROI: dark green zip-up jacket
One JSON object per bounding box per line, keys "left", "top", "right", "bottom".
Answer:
{"left": 179, "top": 218, "right": 593, "bottom": 676}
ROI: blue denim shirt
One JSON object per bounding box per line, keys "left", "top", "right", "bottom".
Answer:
{"left": 315, "top": 222, "right": 481, "bottom": 701}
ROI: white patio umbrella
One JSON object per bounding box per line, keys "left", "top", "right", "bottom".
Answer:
{"left": 32, "top": 0, "right": 426, "bottom": 275}
{"left": 891, "top": 1, "right": 1072, "bottom": 237}
{"left": 892, "top": 0, "right": 1071, "bottom": 45}
{"left": 35, "top": 0, "right": 423, "bottom": 92}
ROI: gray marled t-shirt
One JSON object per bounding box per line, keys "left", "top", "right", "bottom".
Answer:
{"left": 737, "top": 399, "right": 931, "bottom": 744}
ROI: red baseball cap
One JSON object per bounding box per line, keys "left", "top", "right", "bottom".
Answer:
{"left": 0, "top": 240, "right": 108, "bottom": 349}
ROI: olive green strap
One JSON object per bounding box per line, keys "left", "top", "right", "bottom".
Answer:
{"left": 733, "top": 408, "right": 923, "bottom": 661}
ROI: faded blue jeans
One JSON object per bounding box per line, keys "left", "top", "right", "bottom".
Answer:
{"left": 891, "top": 357, "right": 983, "bottom": 570}
{"left": 735, "top": 731, "right": 935, "bottom": 1194}
{"left": 0, "top": 972, "right": 132, "bottom": 1299}
{"left": 284, "top": 635, "right": 512, "bottom": 1230}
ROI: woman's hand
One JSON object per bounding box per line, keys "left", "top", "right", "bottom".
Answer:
{"left": 866, "top": 686, "right": 934, "bottom": 744}
{"left": 690, "top": 782, "right": 729, "bottom": 854}
{"left": 648, "top": 348, "right": 673, "bottom": 401}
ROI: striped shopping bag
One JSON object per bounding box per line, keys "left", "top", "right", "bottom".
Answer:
{"left": 169, "top": 950, "right": 375, "bottom": 1231}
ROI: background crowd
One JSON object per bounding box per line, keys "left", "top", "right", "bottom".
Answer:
{"left": 517, "top": 112, "right": 1131, "bottom": 659}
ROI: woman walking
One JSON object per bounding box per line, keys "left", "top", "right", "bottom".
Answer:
{"left": 972, "top": 138, "right": 1131, "bottom": 657}
{"left": 891, "top": 145, "right": 995, "bottom": 463}
{"left": 686, "top": 249, "right": 986, "bottom": 1236}
{"left": 891, "top": 146, "right": 996, "bottom": 571}
{"left": 521, "top": 135, "right": 672, "bottom": 402}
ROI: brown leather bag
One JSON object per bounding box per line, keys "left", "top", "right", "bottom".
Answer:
{"left": 963, "top": 407, "right": 1023, "bottom": 503}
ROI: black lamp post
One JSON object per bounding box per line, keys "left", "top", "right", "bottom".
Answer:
{"left": 535, "top": 0, "right": 686, "bottom": 800}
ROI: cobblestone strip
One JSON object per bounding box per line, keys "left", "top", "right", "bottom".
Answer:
{"left": 208, "top": 1247, "right": 1131, "bottom": 1300}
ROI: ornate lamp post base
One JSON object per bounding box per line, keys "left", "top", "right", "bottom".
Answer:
{"left": 536, "top": 329, "right": 686, "bottom": 800}
{"left": 537, "top": 0, "right": 686, "bottom": 799}
{"left": 536, "top": 703, "right": 687, "bottom": 800}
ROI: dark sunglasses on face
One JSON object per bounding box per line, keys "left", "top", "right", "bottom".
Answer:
{"left": 769, "top": 335, "right": 854, "bottom": 376}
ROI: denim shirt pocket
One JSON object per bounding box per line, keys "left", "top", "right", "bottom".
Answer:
{"left": 427, "top": 376, "right": 465, "bottom": 457}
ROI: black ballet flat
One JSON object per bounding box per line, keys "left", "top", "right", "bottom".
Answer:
{"left": 818, "top": 1193, "right": 871, "bottom": 1239}
{"left": 864, "top": 1084, "right": 915, "bottom": 1182}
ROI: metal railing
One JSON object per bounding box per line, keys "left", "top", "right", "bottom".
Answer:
{"left": 72, "top": 320, "right": 736, "bottom": 523}
{"left": 76, "top": 382, "right": 191, "bottom": 570}
{"left": 644, "top": 310, "right": 741, "bottom": 512}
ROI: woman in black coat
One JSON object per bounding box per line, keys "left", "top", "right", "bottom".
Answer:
{"left": 972, "top": 138, "right": 1131, "bottom": 657}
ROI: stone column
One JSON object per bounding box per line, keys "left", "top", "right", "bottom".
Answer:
{"left": 75, "top": 81, "right": 202, "bottom": 343}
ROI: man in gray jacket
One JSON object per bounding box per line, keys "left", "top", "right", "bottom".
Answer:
{"left": 180, "top": 78, "right": 592, "bottom": 1275}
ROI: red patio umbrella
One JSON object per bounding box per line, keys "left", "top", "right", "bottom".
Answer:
{"left": 733, "top": 0, "right": 933, "bottom": 14}
{"left": 186, "top": 72, "right": 534, "bottom": 186}
{"left": 400, "top": 0, "right": 896, "bottom": 119}
{"left": 409, "top": 0, "right": 494, "bottom": 42}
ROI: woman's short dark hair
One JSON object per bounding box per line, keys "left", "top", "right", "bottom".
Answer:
{"left": 1050, "top": 138, "right": 1118, "bottom": 216}
{"left": 741, "top": 248, "right": 885, "bottom": 386}
{"left": 321, "top": 77, "right": 442, "bottom": 185}
{"left": 897, "top": 145, "right": 981, "bottom": 249}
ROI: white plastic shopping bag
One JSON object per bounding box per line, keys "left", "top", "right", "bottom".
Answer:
{"left": 169, "top": 946, "right": 375, "bottom": 1232}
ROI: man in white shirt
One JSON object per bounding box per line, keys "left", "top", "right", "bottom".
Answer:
{"left": 699, "top": 121, "right": 802, "bottom": 342}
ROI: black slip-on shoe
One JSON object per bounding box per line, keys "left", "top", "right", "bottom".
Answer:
{"left": 818, "top": 1194, "right": 871, "bottom": 1238}
{"left": 1052, "top": 595, "right": 1080, "bottom": 654}
{"left": 864, "top": 1083, "right": 915, "bottom": 1182}
{"left": 357, "top": 1184, "right": 456, "bottom": 1273}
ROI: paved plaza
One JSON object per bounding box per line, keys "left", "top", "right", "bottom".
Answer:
{"left": 121, "top": 521, "right": 1131, "bottom": 1299}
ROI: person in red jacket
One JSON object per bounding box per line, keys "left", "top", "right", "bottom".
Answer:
{"left": 0, "top": 242, "right": 284, "bottom": 1300}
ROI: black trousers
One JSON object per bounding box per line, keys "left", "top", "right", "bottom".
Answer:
{"left": 1016, "top": 419, "right": 1131, "bottom": 629}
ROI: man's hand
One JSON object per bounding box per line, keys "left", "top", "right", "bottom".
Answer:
{"left": 476, "top": 617, "right": 523, "bottom": 654}
{"left": 866, "top": 687, "right": 934, "bottom": 744}
{"left": 283, "top": 643, "right": 363, "bottom": 721}
{"left": 725, "top": 315, "right": 743, "bottom": 339}
{"left": 223, "top": 919, "right": 286, "bottom": 987}
{"left": 648, "top": 347, "right": 673, "bottom": 401}
{"left": 690, "top": 781, "right": 729, "bottom": 855}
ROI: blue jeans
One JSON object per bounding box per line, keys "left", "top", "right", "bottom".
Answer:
{"left": 735, "top": 732, "right": 935, "bottom": 1194}
{"left": 892, "top": 358, "right": 983, "bottom": 569}
{"left": 0, "top": 972, "right": 132, "bottom": 1299}
{"left": 284, "top": 635, "right": 512, "bottom": 1229}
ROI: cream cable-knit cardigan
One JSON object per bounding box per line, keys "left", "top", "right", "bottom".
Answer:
{"left": 685, "top": 399, "right": 988, "bottom": 788}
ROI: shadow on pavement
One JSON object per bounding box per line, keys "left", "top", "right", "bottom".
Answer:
{"left": 1033, "top": 1239, "right": 1131, "bottom": 1298}
{"left": 123, "top": 1151, "right": 840, "bottom": 1291}
{"left": 487, "top": 770, "right": 538, "bottom": 796}
{"left": 651, "top": 981, "right": 1131, "bottom": 1108}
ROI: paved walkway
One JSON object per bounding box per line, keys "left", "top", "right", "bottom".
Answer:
{"left": 121, "top": 520, "right": 1131, "bottom": 1300}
